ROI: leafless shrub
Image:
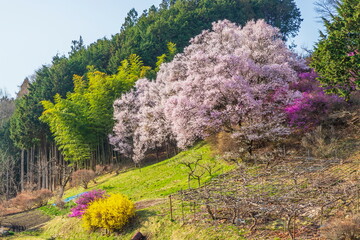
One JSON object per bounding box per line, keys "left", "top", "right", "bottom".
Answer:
{"left": 55, "top": 198, "right": 66, "bottom": 209}
{"left": 180, "top": 156, "right": 206, "bottom": 188}
{"left": 35, "top": 189, "right": 53, "bottom": 207}
{"left": 96, "top": 164, "right": 120, "bottom": 175}
{"left": 321, "top": 215, "right": 360, "bottom": 240}
{"left": 180, "top": 154, "right": 221, "bottom": 188}
{"left": 95, "top": 165, "right": 106, "bottom": 175}
{"left": 8, "top": 191, "right": 36, "bottom": 210}
{"left": 8, "top": 189, "right": 53, "bottom": 210}
{"left": 71, "top": 169, "right": 96, "bottom": 189}
{"left": 349, "top": 92, "right": 360, "bottom": 107}
{"left": 301, "top": 125, "right": 338, "bottom": 159}
{"left": 207, "top": 132, "right": 257, "bottom": 164}
{"left": 0, "top": 203, "right": 5, "bottom": 217}
{"left": 23, "top": 182, "right": 38, "bottom": 192}
{"left": 0, "top": 200, "right": 18, "bottom": 216}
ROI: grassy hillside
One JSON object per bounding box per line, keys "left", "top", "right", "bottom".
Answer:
{"left": 6, "top": 117, "right": 360, "bottom": 239}
{"left": 6, "top": 142, "right": 240, "bottom": 240}
{"left": 63, "top": 142, "right": 233, "bottom": 201}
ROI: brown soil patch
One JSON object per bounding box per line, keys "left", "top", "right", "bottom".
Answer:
{"left": 0, "top": 209, "right": 51, "bottom": 232}
{"left": 135, "top": 198, "right": 165, "bottom": 210}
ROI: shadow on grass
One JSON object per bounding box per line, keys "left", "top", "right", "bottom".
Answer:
{"left": 91, "top": 145, "right": 197, "bottom": 188}
{"left": 120, "top": 209, "right": 158, "bottom": 236}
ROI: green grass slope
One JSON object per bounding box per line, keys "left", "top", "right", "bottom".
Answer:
{"left": 8, "top": 142, "right": 239, "bottom": 240}
{"left": 64, "top": 142, "right": 233, "bottom": 201}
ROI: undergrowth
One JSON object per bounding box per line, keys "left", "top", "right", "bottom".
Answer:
{"left": 39, "top": 202, "right": 76, "bottom": 217}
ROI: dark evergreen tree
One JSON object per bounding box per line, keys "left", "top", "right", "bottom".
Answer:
{"left": 311, "top": 0, "right": 360, "bottom": 99}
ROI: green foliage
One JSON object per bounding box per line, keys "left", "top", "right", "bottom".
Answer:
{"left": 9, "top": 57, "right": 79, "bottom": 149}
{"left": 63, "top": 143, "right": 233, "bottom": 201}
{"left": 40, "top": 55, "right": 150, "bottom": 164}
{"left": 108, "top": 0, "right": 302, "bottom": 71}
{"left": 39, "top": 202, "right": 76, "bottom": 217}
{"left": 155, "top": 42, "right": 177, "bottom": 72}
{"left": 10, "top": 95, "right": 43, "bottom": 149}
{"left": 311, "top": 0, "right": 360, "bottom": 99}
{"left": 0, "top": 94, "right": 19, "bottom": 197}
{"left": 82, "top": 193, "right": 135, "bottom": 232}
{"left": 9, "top": 38, "right": 112, "bottom": 150}
{"left": 251, "top": 0, "right": 303, "bottom": 39}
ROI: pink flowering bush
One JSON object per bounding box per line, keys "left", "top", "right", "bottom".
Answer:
{"left": 347, "top": 49, "right": 358, "bottom": 57}
{"left": 285, "top": 70, "right": 344, "bottom": 130}
{"left": 68, "top": 189, "right": 107, "bottom": 218}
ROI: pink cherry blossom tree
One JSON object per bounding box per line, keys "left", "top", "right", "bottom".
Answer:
{"left": 110, "top": 78, "right": 175, "bottom": 163}
{"left": 109, "top": 88, "right": 139, "bottom": 160}
{"left": 111, "top": 19, "right": 306, "bottom": 163}
{"left": 132, "top": 78, "right": 175, "bottom": 163}
{"left": 159, "top": 19, "right": 305, "bottom": 152}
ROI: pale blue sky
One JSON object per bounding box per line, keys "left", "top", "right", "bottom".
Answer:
{"left": 0, "top": 0, "right": 321, "bottom": 97}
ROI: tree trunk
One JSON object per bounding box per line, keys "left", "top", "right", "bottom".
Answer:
{"left": 101, "top": 139, "right": 106, "bottom": 165}
{"left": 166, "top": 143, "right": 170, "bottom": 159}
{"left": 29, "top": 146, "right": 34, "bottom": 186}
{"left": 26, "top": 148, "right": 30, "bottom": 186}
{"left": 44, "top": 140, "right": 49, "bottom": 189}
{"left": 6, "top": 162, "right": 10, "bottom": 199}
{"left": 37, "top": 145, "right": 42, "bottom": 189}
{"left": 20, "top": 149, "right": 24, "bottom": 192}
{"left": 58, "top": 173, "right": 71, "bottom": 199}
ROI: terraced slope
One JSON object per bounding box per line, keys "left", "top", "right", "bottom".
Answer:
{"left": 0, "top": 210, "right": 51, "bottom": 232}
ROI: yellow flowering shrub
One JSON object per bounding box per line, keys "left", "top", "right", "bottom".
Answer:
{"left": 82, "top": 193, "right": 135, "bottom": 232}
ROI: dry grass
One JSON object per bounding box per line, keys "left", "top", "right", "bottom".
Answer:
{"left": 321, "top": 214, "right": 360, "bottom": 240}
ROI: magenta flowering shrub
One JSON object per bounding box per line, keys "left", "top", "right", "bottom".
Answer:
{"left": 347, "top": 49, "right": 358, "bottom": 57}
{"left": 286, "top": 92, "right": 330, "bottom": 128}
{"left": 291, "top": 71, "right": 321, "bottom": 93}
{"left": 68, "top": 189, "right": 107, "bottom": 218}
{"left": 285, "top": 70, "right": 344, "bottom": 129}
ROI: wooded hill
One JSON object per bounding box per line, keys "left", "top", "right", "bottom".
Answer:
{"left": 0, "top": 0, "right": 360, "bottom": 239}
{"left": 0, "top": 0, "right": 302, "bottom": 200}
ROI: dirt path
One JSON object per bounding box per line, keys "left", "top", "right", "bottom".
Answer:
{"left": 135, "top": 198, "right": 165, "bottom": 210}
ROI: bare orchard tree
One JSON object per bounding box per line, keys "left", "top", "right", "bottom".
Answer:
{"left": 175, "top": 156, "right": 359, "bottom": 240}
